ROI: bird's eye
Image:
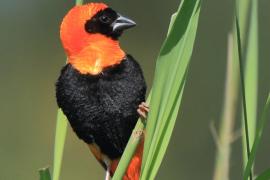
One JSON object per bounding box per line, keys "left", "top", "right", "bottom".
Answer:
{"left": 99, "top": 15, "right": 110, "bottom": 24}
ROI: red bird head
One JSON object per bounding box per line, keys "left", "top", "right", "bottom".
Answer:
{"left": 60, "top": 3, "right": 136, "bottom": 74}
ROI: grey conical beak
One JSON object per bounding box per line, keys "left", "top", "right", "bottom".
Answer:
{"left": 112, "top": 14, "right": 136, "bottom": 32}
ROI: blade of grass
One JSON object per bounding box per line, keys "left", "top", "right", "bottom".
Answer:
{"left": 111, "top": 119, "right": 144, "bottom": 179}
{"left": 52, "top": 109, "right": 68, "bottom": 180}
{"left": 113, "top": 0, "right": 201, "bottom": 179}
{"left": 239, "top": 0, "right": 259, "bottom": 173}
{"left": 141, "top": 0, "right": 201, "bottom": 179}
{"left": 213, "top": 33, "right": 239, "bottom": 180}
{"left": 237, "top": 0, "right": 251, "bottom": 42}
{"left": 52, "top": 1, "right": 83, "bottom": 180}
{"left": 235, "top": 11, "right": 253, "bottom": 180}
{"left": 142, "top": 0, "right": 199, "bottom": 166}
{"left": 75, "top": 0, "right": 83, "bottom": 5}
{"left": 245, "top": 0, "right": 258, "bottom": 145}
{"left": 111, "top": 92, "right": 152, "bottom": 180}
{"left": 244, "top": 93, "right": 270, "bottom": 180}
{"left": 142, "top": 72, "right": 187, "bottom": 180}
{"left": 140, "top": 11, "right": 179, "bottom": 175}
{"left": 112, "top": 12, "right": 175, "bottom": 179}
{"left": 255, "top": 168, "right": 270, "bottom": 180}
{"left": 39, "top": 167, "right": 52, "bottom": 180}
{"left": 113, "top": 8, "right": 177, "bottom": 180}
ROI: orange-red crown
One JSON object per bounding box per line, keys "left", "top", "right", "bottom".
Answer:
{"left": 60, "top": 3, "right": 108, "bottom": 56}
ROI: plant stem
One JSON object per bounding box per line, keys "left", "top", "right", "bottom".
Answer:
{"left": 76, "top": 0, "right": 83, "bottom": 5}
{"left": 213, "top": 33, "right": 238, "bottom": 180}
{"left": 39, "top": 167, "right": 51, "bottom": 180}
{"left": 235, "top": 14, "right": 253, "bottom": 180}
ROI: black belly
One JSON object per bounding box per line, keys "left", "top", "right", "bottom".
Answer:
{"left": 55, "top": 55, "right": 146, "bottom": 159}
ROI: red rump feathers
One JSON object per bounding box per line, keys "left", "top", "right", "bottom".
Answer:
{"left": 110, "top": 139, "right": 144, "bottom": 180}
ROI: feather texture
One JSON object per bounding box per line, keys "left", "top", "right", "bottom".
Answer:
{"left": 56, "top": 55, "right": 146, "bottom": 159}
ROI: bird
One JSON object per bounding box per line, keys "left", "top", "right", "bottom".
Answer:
{"left": 55, "top": 3, "right": 149, "bottom": 180}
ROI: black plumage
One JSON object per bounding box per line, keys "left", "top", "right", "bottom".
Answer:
{"left": 56, "top": 55, "right": 146, "bottom": 159}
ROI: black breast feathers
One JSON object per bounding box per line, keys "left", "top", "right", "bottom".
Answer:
{"left": 55, "top": 55, "right": 146, "bottom": 159}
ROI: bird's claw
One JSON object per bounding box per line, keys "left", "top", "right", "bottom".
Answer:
{"left": 137, "top": 102, "right": 149, "bottom": 119}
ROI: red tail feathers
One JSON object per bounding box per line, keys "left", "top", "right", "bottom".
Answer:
{"left": 110, "top": 138, "right": 144, "bottom": 180}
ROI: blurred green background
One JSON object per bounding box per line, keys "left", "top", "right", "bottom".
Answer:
{"left": 1, "top": 0, "right": 270, "bottom": 179}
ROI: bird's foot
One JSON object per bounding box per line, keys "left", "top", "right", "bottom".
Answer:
{"left": 105, "top": 165, "right": 110, "bottom": 180}
{"left": 137, "top": 102, "right": 149, "bottom": 119}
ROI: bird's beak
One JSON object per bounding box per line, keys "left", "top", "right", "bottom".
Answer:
{"left": 112, "top": 14, "right": 136, "bottom": 32}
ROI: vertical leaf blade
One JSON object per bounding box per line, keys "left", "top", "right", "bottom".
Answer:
{"left": 244, "top": 93, "right": 270, "bottom": 180}
{"left": 141, "top": 0, "right": 201, "bottom": 179}
{"left": 238, "top": 0, "right": 259, "bottom": 172}
{"left": 75, "top": 0, "right": 83, "bottom": 5}
{"left": 52, "top": 109, "right": 68, "bottom": 180}
{"left": 235, "top": 12, "right": 253, "bottom": 179}
{"left": 255, "top": 168, "right": 270, "bottom": 180}
{"left": 244, "top": 0, "right": 258, "bottom": 152}
{"left": 112, "top": 93, "right": 152, "bottom": 180}
{"left": 52, "top": 1, "right": 83, "bottom": 180}
{"left": 113, "top": 0, "right": 201, "bottom": 179}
